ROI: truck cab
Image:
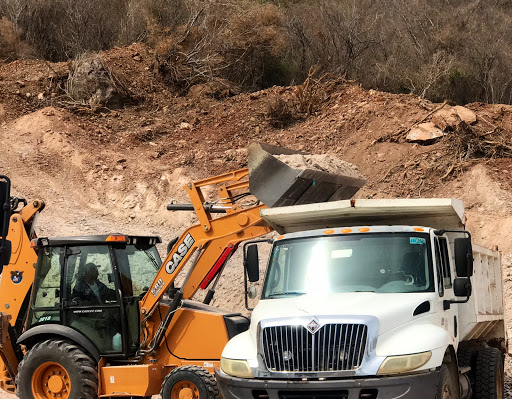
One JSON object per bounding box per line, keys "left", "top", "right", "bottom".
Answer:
{"left": 216, "top": 199, "right": 505, "bottom": 399}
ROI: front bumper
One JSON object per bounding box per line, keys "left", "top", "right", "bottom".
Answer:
{"left": 215, "top": 369, "right": 440, "bottom": 399}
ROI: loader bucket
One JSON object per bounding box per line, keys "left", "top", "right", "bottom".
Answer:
{"left": 247, "top": 142, "right": 366, "bottom": 208}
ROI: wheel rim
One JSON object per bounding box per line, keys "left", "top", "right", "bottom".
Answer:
{"left": 442, "top": 382, "right": 453, "bottom": 399}
{"left": 31, "top": 362, "right": 71, "bottom": 399}
{"left": 171, "top": 380, "right": 199, "bottom": 399}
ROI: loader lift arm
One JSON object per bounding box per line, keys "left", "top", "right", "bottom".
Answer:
{"left": 138, "top": 168, "right": 272, "bottom": 354}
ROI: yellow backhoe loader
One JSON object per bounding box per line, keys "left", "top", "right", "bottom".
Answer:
{"left": 0, "top": 143, "right": 365, "bottom": 399}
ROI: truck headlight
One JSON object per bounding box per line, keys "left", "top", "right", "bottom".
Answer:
{"left": 220, "top": 357, "right": 254, "bottom": 378}
{"left": 377, "top": 351, "right": 432, "bottom": 375}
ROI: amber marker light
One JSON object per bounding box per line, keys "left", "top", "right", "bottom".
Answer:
{"left": 341, "top": 229, "right": 352, "bottom": 234}
{"left": 414, "top": 227, "right": 425, "bottom": 232}
{"left": 324, "top": 230, "right": 335, "bottom": 234}
{"left": 106, "top": 235, "right": 127, "bottom": 242}
{"left": 277, "top": 235, "right": 285, "bottom": 240}
{"left": 359, "top": 228, "right": 370, "bottom": 232}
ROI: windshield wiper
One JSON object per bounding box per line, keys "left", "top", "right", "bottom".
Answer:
{"left": 144, "top": 249, "right": 160, "bottom": 269}
{"left": 268, "top": 291, "right": 306, "bottom": 298}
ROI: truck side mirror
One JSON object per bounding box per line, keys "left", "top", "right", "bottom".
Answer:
{"left": 455, "top": 237, "right": 473, "bottom": 277}
{"left": 453, "top": 277, "right": 471, "bottom": 297}
{"left": 245, "top": 245, "right": 260, "bottom": 283}
{"left": 0, "top": 176, "right": 11, "bottom": 269}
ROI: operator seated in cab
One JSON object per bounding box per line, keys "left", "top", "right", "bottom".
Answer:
{"left": 72, "top": 262, "right": 116, "bottom": 305}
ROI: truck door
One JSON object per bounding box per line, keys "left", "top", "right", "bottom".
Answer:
{"left": 62, "top": 245, "right": 123, "bottom": 355}
{"left": 435, "top": 236, "right": 457, "bottom": 340}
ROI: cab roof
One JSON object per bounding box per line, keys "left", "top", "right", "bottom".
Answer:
{"left": 31, "top": 234, "right": 161, "bottom": 248}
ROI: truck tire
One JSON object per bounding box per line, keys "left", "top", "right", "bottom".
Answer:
{"left": 436, "top": 364, "right": 460, "bottom": 399}
{"left": 474, "top": 347, "right": 504, "bottom": 399}
{"left": 16, "top": 339, "right": 98, "bottom": 399}
{"left": 161, "top": 365, "right": 219, "bottom": 399}
{"left": 458, "top": 347, "right": 476, "bottom": 384}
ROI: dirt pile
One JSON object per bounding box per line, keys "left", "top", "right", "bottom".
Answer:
{"left": 276, "top": 153, "right": 364, "bottom": 180}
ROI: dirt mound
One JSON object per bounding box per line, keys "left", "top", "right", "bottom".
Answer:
{"left": 277, "top": 153, "right": 363, "bottom": 179}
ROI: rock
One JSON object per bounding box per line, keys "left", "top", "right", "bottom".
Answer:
{"left": 66, "top": 54, "right": 124, "bottom": 109}
{"left": 132, "top": 55, "right": 142, "bottom": 62}
{"left": 179, "top": 122, "right": 192, "bottom": 130}
{"left": 432, "top": 108, "right": 461, "bottom": 131}
{"left": 37, "top": 93, "right": 45, "bottom": 100}
{"left": 454, "top": 106, "right": 477, "bottom": 125}
{"left": 406, "top": 122, "right": 445, "bottom": 143}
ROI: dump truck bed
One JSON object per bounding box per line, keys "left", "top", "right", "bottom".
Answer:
{"left": 459, "top": 244, "right": 504, "bottom": 342}
{"left": 260, "top": 198, "right": 466, "bottom": 233}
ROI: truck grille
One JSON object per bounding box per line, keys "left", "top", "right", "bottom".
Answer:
{"left": 261, "top": 323, "right": 367, "bottom": 372}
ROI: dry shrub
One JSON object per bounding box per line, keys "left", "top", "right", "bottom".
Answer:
{"left": 421, "top": 122, "right": 512, "bottom": 181}
{"left": 154, "top": 2, "right": 290, "bottom": 93}
{"left": 0, "top": 17, "right": 33, "bottom": 61}
{"left": 447, "top": 123, "right": 512, "bottom": 161}
{"left": 219, "top": 3, "right": 289, "bottom": 89}
{"left": 293, "top": 67, "right": 333, "bottom": 116}
{"left": 154, "top": 9, "right": 222, "bottom": 94}
{"left": 266, "top": 98, "right": 296, "bottom": 128}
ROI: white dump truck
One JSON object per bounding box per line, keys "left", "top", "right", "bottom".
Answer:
{"left": 216, "top": 198, "right": 505, "bottom": 399}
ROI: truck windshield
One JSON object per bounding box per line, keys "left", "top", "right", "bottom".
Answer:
{"left": 262, "top": 233, "right": 434, "bottom": 298}
{"left": 114, "top": 245, "right": 162, "bottom": 297}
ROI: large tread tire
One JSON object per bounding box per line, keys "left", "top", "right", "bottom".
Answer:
{"left": 161, "top": 365, "right": 219, "bottom": 399}
{"left": 458, "top": 347, "right": 477, "bottom": 385}
{"left": 436, "top": 363, "right": 460, "bottom": 399}
{"left": 474, "top": 347, "right": 504, "bottom": 399}
{"left": 16, "top": 339, "right": 98, "bottom": 399}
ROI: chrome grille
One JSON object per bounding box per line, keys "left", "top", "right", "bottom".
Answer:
{"left": 261, "top": 323, "right": 367, "bottom": 372}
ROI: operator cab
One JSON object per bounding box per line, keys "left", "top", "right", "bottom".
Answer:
{"left": 28, "top": 234, "right": 162, "bottom": 358}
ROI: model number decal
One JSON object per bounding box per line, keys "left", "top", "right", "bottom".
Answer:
{"left": 164, "top": 233, "right": 195, "bottom": 275}
{"left": 151, "top": 278, "right": 165, "bottom": 297}
{"left": 410, "top": 237, "right": 426, "bottom": 245}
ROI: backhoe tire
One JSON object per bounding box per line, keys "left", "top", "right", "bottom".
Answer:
{"left": 474, "top": 347, "right": 504, "bottom": 399}
{"left": 16, "top": 339, "right": 98, "bottom": 399}
{"left": 436, "top": 363, "right": 460, "bottom": 399}
{"left": 161, "top": 365, "right": 219, "bottom": 399}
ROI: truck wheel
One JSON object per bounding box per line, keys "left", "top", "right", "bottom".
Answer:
{"left": 16, "top": 339, "right": 98, "bottom": 399}
{"left": 474, "top": 347, "right": 504, "bottom": 399}
{"left": 161, "top": 365, "right": 219, "bottom": 399}
{"left": 458, "top": 347, "right": 476, "bottom": 384}
{"left": 436, "top": 364, "right": 460, "bottom": 399}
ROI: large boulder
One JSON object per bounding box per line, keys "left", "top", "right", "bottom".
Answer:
{"left": 432, "top": 106, "right": 477, "bottom": 132}
{"left": 65, "top": 54, "right": 124, "bottom": 110}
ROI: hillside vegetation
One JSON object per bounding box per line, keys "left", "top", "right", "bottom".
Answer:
{"left": 1, "top": 0, "right": 512, "bottom": 104}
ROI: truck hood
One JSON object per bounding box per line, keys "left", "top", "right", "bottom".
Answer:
{"left": 251, "top": 292, "right": 436, "bottom": 336}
